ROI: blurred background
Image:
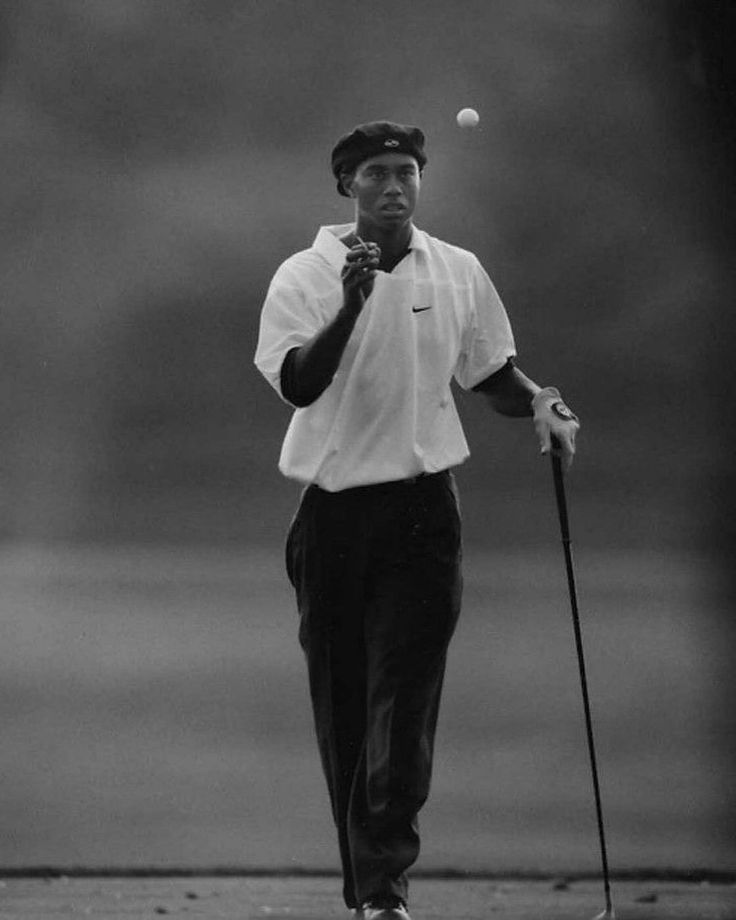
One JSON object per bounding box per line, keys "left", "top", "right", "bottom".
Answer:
{"left": 0, "top": 0, "right": 734, "bottom": 875}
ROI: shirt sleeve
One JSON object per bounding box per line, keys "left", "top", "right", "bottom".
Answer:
{"left": 453, "top": 257, "right": 517, "bottom": 390}
{"left": 254, "top": 271, "right": 324, "bottom": 402}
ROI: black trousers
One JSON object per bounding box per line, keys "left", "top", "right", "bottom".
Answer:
{"left": 285, "top": 470, "right": 463, "bottom": 909}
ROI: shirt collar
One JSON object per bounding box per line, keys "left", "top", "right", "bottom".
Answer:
{"left": 313, "top": 223, "right": 428, "bottom": 272}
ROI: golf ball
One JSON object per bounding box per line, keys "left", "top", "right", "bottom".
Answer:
{"left": 456, "top": 107, "right": 480, "bottom": 129}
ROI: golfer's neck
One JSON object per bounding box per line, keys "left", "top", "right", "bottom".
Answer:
{"left": 355, "top": 219, "right": 413, "bottom": 259}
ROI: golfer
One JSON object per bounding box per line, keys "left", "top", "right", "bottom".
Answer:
{"left": 254, "top": 121, "right": 580, "bottom": 920}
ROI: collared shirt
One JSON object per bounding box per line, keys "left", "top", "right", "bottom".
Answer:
{"left": 254, "top": 223, "right": 516, "bottom": 491}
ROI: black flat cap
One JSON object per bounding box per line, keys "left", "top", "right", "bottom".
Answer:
{"left": 331, "top": 121, "right": 427, "bottom": 197}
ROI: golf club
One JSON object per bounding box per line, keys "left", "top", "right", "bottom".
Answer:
{"left": 550, "top": 447, "right": 615, "bottom": 920}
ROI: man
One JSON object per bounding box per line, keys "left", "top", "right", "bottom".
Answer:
{"left": 254, "top": 121, "right": 579, "bottom": 920}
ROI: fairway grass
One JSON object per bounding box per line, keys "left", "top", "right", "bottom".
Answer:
{"left": 0, "top": 542, "right": 732, "bottom": 874}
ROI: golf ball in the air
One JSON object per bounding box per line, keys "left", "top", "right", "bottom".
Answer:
{"left": 456, "top": 107, "right": 480, "bottom": 129}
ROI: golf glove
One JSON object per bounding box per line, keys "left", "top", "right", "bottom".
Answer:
{"left": 532, "top": 387, "right": 579, "bottom": 470}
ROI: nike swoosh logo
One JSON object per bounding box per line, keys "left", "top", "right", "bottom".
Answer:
{"left": 412, "top": 305, "right": 432, "bottom": 313}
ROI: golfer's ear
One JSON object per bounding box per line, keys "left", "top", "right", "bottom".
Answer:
{"left": 341, "top": 170, "right": 356, "bottom": 197}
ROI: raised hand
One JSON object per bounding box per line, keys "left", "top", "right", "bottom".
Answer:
{"left": 341, "top": 239, "right": 381, "bottom": 311}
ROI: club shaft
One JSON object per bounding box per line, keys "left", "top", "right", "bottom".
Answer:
{"left": 551, "top": 454, "right": 613, "bottom": 915}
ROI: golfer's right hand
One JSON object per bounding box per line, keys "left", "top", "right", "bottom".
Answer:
{"left": 342, "top": 241, "right": 380, "bottom": 309}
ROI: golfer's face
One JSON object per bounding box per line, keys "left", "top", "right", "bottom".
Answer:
{"left": 349, "top": 153, "right": 421, "bottom": 230}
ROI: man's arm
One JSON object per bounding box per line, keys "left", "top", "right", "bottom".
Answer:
{"left": 281, "top": 305, "right": 361, "bottom": 407}
{"left": 281, "top": 240, "right": 380, "bottom": 407}
{"left": 474, "top": 360, "right": 580, "bottom": 469}
{"left": 473, "top": 360, "right": 539, "bottom": 416}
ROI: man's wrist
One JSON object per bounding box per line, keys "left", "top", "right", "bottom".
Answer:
{"left": 531, "top": 387, "right": 561, "bottom": 413}
{"left": 341, "top": 291, "right": 364, "bottom": 318}
{"left": 532, "top": 387, "right": 578, "bottom": 422}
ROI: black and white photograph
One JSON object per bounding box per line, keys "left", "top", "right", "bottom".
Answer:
{"left": 0, "top": 3, "right": 734, "bottom": 918}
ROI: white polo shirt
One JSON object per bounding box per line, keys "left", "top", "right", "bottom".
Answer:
{"left": 254, "top": 223, "right": 516, "bottom": 491}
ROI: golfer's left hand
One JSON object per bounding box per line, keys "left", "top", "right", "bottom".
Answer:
{"left": 531, "top": 387, "right": 580, "bottom": 471}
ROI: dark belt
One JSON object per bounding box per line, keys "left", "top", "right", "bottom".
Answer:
{"left": 310, "top": 469, "right": 450, "bottom": 498}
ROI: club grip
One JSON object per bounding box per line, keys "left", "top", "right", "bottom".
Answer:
{"left": 550, "top": 446, "right": 570, "bottom": 543}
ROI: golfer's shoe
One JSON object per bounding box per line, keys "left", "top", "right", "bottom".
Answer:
{"left": 359, "top": 897, "right": 411, "bottom": 920}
